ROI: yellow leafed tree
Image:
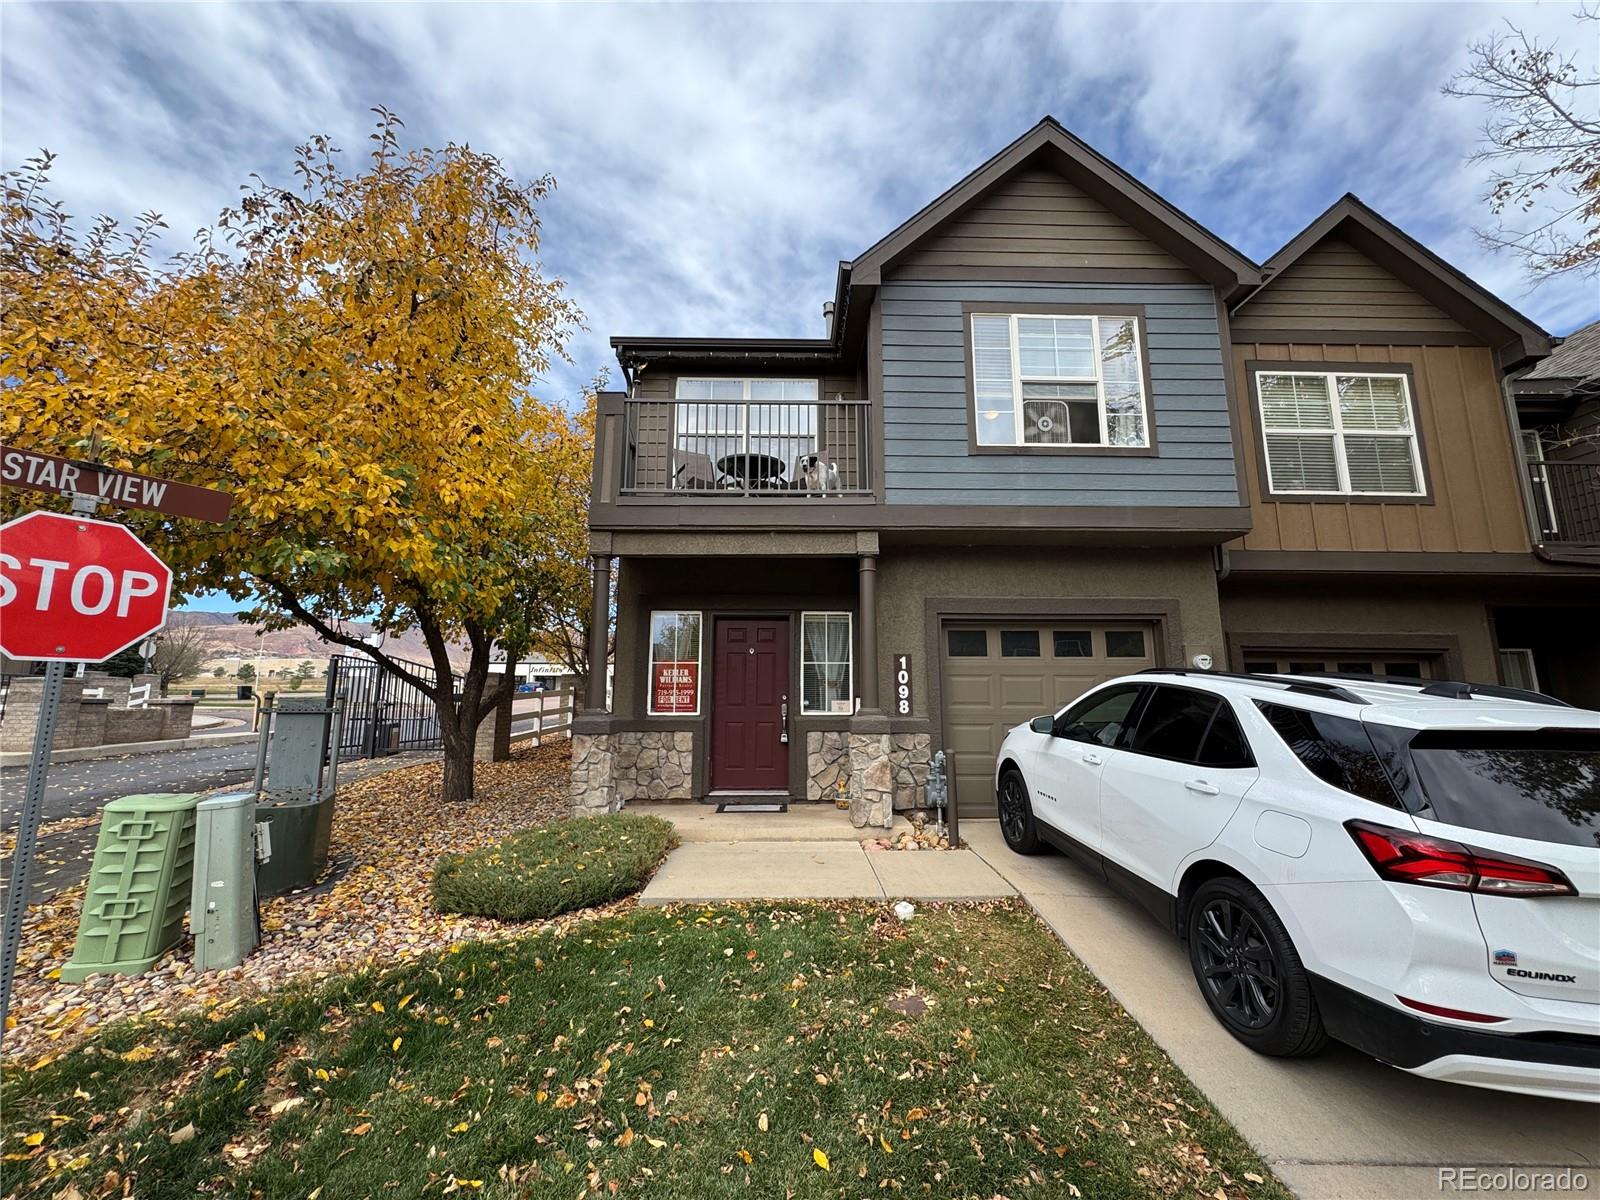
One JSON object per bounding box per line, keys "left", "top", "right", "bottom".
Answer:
{"left": 1, "top": 110, "right": 587, "bottom": 800}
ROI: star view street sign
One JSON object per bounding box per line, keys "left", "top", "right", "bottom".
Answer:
{"left": 0, "top": 444, "right": 232, "bottom": 523}
{"left": 0, "top": 511, "right": 174, "bottom": 662}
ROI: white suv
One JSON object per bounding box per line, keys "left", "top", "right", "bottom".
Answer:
{"left": 993, "top": 669, "right": 1600, "bottom": 1102}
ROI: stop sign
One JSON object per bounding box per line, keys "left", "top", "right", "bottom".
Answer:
{"left": 0, "top": 511, "right": 173, "bottom": 662}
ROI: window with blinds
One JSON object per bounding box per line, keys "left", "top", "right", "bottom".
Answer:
{"left": 970, "top": 313, "right": 1150, "bottom": 448}
{"left": 1255, "top": 371, "right": 1423, "bottom": 497}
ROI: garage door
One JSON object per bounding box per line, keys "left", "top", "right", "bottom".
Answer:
{"left": 941, "top": 620, "right": 1157, "bottom": 817}
{"left": 1239, "top": 652, "right": 1437, "bottom": 680}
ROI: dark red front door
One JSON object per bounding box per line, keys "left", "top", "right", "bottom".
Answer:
{"left": 711, "top": 617, "right": 789, "bottom": 791}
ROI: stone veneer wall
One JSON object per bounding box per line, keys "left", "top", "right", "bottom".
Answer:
{"left": 571, "top": 730, "right": 695, "bottom": 814}
{"left": 837, "top": 731, "right": 932, "bottom": 829}
{"left": 805, "top": 731, "right": 851, "bottom": 803}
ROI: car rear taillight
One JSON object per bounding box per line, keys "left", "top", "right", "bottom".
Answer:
{"left": 1345, "top": 820, "right": 1576, "bottom": 897}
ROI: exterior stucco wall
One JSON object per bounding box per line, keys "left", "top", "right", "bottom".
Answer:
{"left": 872, "top": 546, "right": 1225, "bottom": 727}
{"left": 1219, "top": 582, "right": 1497, "bottom": 682}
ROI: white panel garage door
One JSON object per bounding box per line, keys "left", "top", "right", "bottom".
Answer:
{"left": 941, "top": 620, "right": 1157, "bottom": 817}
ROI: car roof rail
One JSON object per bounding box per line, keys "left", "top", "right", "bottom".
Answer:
{"left": 1136, "top": 668, "right": 1366, "bottom": 705}
{"left": 1297, "top": 672, "right": 1573, "bottom": 708}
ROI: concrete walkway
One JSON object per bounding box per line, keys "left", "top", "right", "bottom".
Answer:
{"left": 636, "top": 803, "right": 1014, "bottom": 904}
{"left": 963, "top": 821, "right": 1598, "bottom": 1200}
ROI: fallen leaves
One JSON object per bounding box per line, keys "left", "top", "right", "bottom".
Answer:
{"left": 812, "top": 1147, "right": 830, "bottom": 1171}
{"left": 2, "top": 744, "right": 574, "bottom": 1064}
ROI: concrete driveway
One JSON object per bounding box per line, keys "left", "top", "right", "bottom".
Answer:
{"left": 963, "top": 821, "right": 1598, "bottom": 1200}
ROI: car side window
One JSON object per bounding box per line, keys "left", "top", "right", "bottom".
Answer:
{"left": 1125, "top": 685, "right": 1217, "bottom": 763}
{"left": 1055, "top": 685, "right": 1144, "bottom": 747}
{"left": 1255, "top": 702, "right": 1402, "bottom": 808}
{"left": 1197, "top": 699, "right": 1255, "bottom": 769}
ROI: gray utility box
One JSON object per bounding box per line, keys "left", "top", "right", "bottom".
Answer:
{"left": 191, "top": 792, "right": 259, "bottom": 972}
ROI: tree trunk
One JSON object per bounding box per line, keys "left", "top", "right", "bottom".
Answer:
{"left": 440, "top": 724, "right": 475, "bottom": 803}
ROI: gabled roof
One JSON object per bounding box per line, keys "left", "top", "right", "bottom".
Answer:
{"left": 1238, "top": 194, "right": 1552, "bottom": 364}
{"left": 847, "top": 116, "right": 1261, "bottom": 293}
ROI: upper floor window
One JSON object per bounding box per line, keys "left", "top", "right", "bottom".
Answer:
{"left": 1254, "top": 371, "right": 1424, "bottom": 498}
{"left": 969, "top": 312, "right": 1150, "bottom": 448}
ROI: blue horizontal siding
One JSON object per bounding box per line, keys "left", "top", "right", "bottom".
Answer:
{"left": 879, "top": 280, "right": 1240, "bottom": 507}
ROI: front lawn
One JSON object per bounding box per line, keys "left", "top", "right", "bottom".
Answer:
{"left": 3, "top": 902, "right": 1288, "bottom": 1200}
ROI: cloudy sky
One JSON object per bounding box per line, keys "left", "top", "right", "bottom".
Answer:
{"left": 4, "top": 1, "right": 1596, "bottom": 409}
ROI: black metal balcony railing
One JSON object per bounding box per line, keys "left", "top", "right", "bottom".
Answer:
{"left": 1525, "top": 458, "right": 1600, "bottom": 546}
{"left": 620, "top": 398, "right": 872, "bottom": 498}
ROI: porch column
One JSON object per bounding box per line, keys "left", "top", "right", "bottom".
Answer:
{"left": 585, "top": 554, "right": 611, "bottom": 713}
{"left": 857, "top": 553, "right": 881, "bottom": 714}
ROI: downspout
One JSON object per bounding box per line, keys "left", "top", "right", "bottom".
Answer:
{"left": 1213, "top": 544, "right": 1231, "bottom": 582}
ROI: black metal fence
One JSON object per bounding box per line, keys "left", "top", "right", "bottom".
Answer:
{"left": 324, "top": 653, "right": 449, "bottom": 759}
{"left": 1525, "top": 459, "right": 1600, "bottom": 547}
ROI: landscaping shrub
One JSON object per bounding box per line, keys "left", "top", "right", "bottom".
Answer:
{"left": 430, "top": 813, "right": 675, "bottom": 920}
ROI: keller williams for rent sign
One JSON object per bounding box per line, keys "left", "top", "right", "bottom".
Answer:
{"left": 0, "top": 511, "right": 173, "bottom": 662}
{"left": 652, "top": 661, "right": 698, "bottom": 714}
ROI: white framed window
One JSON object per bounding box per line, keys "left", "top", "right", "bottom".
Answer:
{"left": 970, "top": 313, "right": 1150, "bottom": 448}
{"left": 674, "top": 379, "right": 819, "bottom": 478}
{"left": 1255, "top": 370, "right": 1424, "bottom": 497}
{"left": 647, "top": 610, "right": 702, "bottom": 716}
{"left": 1498, "top": 648, "right": 1540, "bottom": 692}
{"left": 800, "top": 611, "right": 853, "bottom": 715}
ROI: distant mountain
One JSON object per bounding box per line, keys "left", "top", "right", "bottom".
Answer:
{"left": 168, "top": 610, "right": 470, "bottom": 670}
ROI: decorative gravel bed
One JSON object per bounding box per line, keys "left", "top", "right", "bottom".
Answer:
{"left": 2, "top": 743, "right": 575, "bottom": 1064}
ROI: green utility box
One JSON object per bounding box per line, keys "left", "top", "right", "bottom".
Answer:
{"left": 252, "top": 695, "right": 342, "bottom": 897}
{"left": 61, "top": 793, "right": 201, "bottom": 982}
{"left": 191, "top": 792, "right": 259, "bottom": 972}
{"left": 254, "top": 794, "right": 336, "bottom": 897}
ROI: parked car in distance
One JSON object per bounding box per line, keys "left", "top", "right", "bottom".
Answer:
{"left": 994, "top": 669, "right": 1600, "bottom": 1102}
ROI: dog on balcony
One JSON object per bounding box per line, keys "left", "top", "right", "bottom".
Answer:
{"left": 794, "top": 453, "right": 841, "bottom": 495}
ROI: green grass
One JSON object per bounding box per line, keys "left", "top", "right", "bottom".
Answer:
{"left": 1, "top": 902, "right": 1288, "bottom": 1200}
{"left": 431, "top": 813, "right": 675, "bottom": 920}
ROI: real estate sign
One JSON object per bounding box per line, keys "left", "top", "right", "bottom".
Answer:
{"left": 652, "top": 661, "right": 698, "bottom": 714}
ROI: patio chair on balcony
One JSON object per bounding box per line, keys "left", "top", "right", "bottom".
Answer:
{"left": 671, "top": 450, "right": 720, "bottom": 490}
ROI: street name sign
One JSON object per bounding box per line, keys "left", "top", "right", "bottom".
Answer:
{"left": 0, "top": 444, "right": 232, "bottom": 523}
{"left": 0, "top": 511, "right": 174, "bottom": 662}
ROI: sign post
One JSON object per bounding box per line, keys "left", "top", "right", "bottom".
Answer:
{"left": 0, "top": 447, "right": 226, "bottom": 1031}
{"left": 0, "top": 496, "right": 127, "bottom": 1023}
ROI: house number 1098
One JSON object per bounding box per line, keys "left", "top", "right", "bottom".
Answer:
{"left": 893, "top": 654, "right": 913, "bottom": 717}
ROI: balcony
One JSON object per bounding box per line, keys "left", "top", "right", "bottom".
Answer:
{"left": 1525, "top": 458, "right": 1600, "bottom": 548}
{"left": 616, "top": 397, "right": 872, "bottom": 499}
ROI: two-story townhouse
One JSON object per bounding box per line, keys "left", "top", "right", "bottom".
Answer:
{"left": 570, "top": 118, "right": 1599, "bottom": 837}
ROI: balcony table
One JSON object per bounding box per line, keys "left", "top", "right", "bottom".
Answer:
{"left": 716, "top": 452, "right": 788, "bottom": 489}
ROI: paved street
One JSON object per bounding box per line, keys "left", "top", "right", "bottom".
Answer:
{"left": 963, "top": 821, "right": 1597, "bottom": 1200}
{"left": 1, "top": 740, "right": 259, "bottom": 833}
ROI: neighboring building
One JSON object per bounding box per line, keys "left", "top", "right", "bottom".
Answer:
{"left": 571, "top": 118, "right": 1599, "bottom": 826}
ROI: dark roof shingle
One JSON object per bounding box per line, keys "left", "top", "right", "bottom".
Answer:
{"left": 1523, "top": 319, "right": 1600, "bottom": 381}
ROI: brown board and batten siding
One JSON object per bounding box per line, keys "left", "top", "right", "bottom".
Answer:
{"left": 1230, "top": 341, "right": 1530, "bottom": 554}
{"left": 889, "top": 167, "right": 1196, "bottom": 277}
{"left": 625, "top": 371, "right": 862, "bottom": 491}
{"left": 1231, "top": 238, "right": 1472, "bottom": 339}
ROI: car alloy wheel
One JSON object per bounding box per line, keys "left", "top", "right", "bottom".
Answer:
{"left": 999, "top": 774, "right": 1029, "bottom": 845}
{"left": 996, "top": 769, "right": 1042, "bottom": 854}
{"left": 1193, "top": 897, "right": 1281, "bottom": 1031}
